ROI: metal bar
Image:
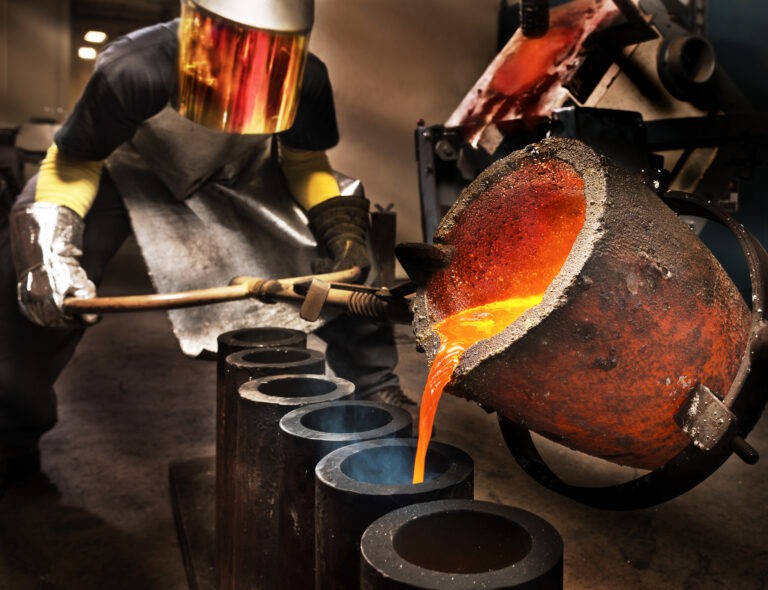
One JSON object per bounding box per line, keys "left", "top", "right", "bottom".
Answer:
{"left": 415, "top": 125, "right": 441, "bottom": 242}
{"left": 62, "top": 267, "right": 362, "bottom": 314}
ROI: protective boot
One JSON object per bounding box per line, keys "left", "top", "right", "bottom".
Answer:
{"left": 366, "top": 386, "right": 427, "bottom": 436}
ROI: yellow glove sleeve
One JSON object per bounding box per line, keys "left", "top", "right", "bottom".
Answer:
{"left": 34, "top": 144, "right": 104, "bottom": 218}
{"left": 277, "top": 141, "right": 340, "bottom": 211}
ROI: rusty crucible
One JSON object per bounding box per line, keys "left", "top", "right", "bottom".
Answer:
{"left": 410, "top": 137, "right": 752, "bottom": 471}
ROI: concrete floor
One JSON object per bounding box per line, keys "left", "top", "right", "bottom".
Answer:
{"left": 1, "top": 238, "right": 767, "bottom": 590}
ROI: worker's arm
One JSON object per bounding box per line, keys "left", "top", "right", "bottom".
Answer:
{"left": 278, "top": 140, "right": 371, "bottom": 276}
{"left": 9, "top": 22, "right": 177, "bottom": 329}
{"left": 278, "top": 141, "right": 340, "bottom": 210}
{"left": 34, "top": 144, "right": 104, "bottom": 218}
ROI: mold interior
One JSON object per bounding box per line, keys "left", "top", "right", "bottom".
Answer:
{"left": 413, "top": 156, "right": 586, "bottom": 484}
{"left": 393, "top": 510, "right": 532, "bottom": 573}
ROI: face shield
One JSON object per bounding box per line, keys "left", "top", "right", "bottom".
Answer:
{"left": 176, "top": 0, "right": 313, "bottom": 134}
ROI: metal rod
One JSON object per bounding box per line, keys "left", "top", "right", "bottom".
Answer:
{"left": 61, "top": 267, "right": 363, "bottom": 314}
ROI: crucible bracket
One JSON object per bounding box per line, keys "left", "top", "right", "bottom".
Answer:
{"left": 674, "top": 384, "right": 736, "bottom": 451}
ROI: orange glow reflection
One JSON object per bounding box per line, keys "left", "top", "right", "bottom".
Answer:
{"left": 177, "top": 1, "right": 308, "bottom": 134}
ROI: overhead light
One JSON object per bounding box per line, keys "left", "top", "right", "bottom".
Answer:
{"left": 84, "top": 30, "right": 107, "bottom": 43}
{"left": 78, "top": 47, "right": 98, "bottom": 60}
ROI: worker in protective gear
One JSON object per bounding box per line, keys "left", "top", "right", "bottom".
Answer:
{"left": 0, "top": 0, "right": 415, "bottom": 483}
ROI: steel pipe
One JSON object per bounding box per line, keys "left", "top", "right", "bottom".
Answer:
{"left": 315, "top": 439, "right": 474, "bottom": 590}
{"left": 232, "top": 375, "right": 355, "bottom": 590}
{"left": 278, "top": 401, "right": 413, "bottom": 590}
{"left": 219, "top": 344, "right": 323, "bottom": 590}
{"left": 360, "top": 499, "right": 563, "bottom": 590}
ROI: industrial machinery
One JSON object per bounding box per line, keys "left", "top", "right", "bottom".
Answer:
{"left": 406, "top": 0, "right": 768, "bottom": 508}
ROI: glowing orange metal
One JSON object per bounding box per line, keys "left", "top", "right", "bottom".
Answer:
{"left": 415, "top": 139, "right": 751, "bottom": 470}
{"left": 413, "top": 157, "right": 587, "bottom": 482}
{"left": 446, "top": 0, "right": 619, "bottom": 143}
{"left": 413, "top": 296, "right": 543, "bottom": 483}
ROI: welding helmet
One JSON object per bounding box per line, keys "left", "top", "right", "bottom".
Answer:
{"left": 176, "top": 0, "right": 313, "bottom": 134}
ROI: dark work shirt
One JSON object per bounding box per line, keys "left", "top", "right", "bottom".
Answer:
{"left": 55, "top": 19, "right": 339, "bottom": 161}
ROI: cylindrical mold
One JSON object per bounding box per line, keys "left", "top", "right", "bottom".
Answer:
{"left": 315, "top": 439, "right": 474, "bottom": 590}
{"left": 218, "top": 341, "right": 321, "bottom": 590}
{"left": 413, "top": 137, "right": 751, "bottom": 469}
{"left": 360, "top": 499, "right": 563, "bottom": 590}
{"left": 233, "top": 375, "right": 355, "bottom": 590}
{"left": 278, "top": 401, "right": 413, "bottom": 590}
{"left": 216, "top": 328, "right": 306, "bottom": 586}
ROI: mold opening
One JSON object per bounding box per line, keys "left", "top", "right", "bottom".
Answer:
{"left": 242, "top": 349, "right": 310, "bottom": 364}
{"left": 341, "top": 446, "right": 449, "bottom": 485}
{"left": 234, "top": 328, "right": 297, "bottom": 343}
{"left": 258, "top": 377, "right": 335, "bottom": 397}
{"left": 301, "top": 405, "right": 393, "bottom": 434}
{"left": 393, "top": 510, "right": 532, "bottom": 574}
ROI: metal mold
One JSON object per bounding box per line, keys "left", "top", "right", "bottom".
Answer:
{"left": 413, "top": 138, "right": 751, "bottom": 470}
{"left": 278, "top": 401, "right": 413, "bottom": 590}
{"left": 217, "top": 327, "right": 307, "bottom": 354}
{"left": 215, "top": 328, "right": 306, "bottom": 590}
{"left": 315, "top": 439, "right": 474, "bottom": 590}
{"left": 218, "top": 343, "right": 323, "bottom": 590}
{"left": 361, "top": 499, "right": 563, "bottom": 590}
{"left": 232, "top": 375, "right": 354, "bottom": 590}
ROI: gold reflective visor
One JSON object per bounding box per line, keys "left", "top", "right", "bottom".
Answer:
{"left": 177, "top": 0, "right": 309, "bottom": 134}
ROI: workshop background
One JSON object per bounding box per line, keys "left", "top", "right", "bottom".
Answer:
{"left": 2, "top": 1, "right": 768, "bottom": 589}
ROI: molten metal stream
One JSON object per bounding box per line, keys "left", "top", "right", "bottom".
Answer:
{"left": 413, "top": 295, "right": 542, "bottom": 483}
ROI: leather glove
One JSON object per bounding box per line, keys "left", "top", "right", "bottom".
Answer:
{"left": 307, "top": 195, "right": 371, "bottom": 277}
{"left": 9, "top": 201, "right": 99, "bottom": 328}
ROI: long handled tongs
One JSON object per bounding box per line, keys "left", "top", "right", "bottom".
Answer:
{"left": 62, "top": 267, "right": 415, "bottom": 324}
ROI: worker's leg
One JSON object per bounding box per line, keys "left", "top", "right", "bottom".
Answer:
{"left": 314, "top": 313, "right": 403, "bottom": 398}
{"left": 0, "top": 170, "right": 131, "bottom": 454}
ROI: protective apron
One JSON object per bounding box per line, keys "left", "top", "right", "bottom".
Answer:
{"left": 106, "top": 105, "right": 345, "bottom": 357}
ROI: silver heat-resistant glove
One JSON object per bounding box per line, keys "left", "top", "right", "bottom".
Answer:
{"left": 9, "top": 201, "right": 99, "bottom": 328}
